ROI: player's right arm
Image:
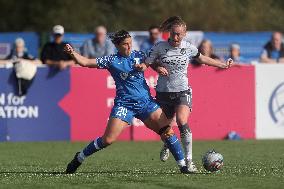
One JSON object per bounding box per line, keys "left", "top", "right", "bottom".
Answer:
{"left": 197, "top": 54, "right": 233, "bottom": 68}
{"left": 150, "top": 61, "right": 168, "bottom": 76}
{"left": 64, "top": 44, "right": 98, "bottom": 68}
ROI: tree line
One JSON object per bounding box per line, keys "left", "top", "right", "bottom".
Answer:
{"left": 0, "top": 0, "right": 283, "bottom": 33}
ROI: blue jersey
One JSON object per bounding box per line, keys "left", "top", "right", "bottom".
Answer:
{"left": 96, "top": 50, "right": 151, "bottom": 106}
{"left": 96, "top": 50, "right": 159, "bottom": 124}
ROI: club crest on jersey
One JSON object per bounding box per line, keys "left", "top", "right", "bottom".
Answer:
{"left": 180, "top": 48, "right": 186, "bottom": 55}
{"left": 134, "top": 58, "right": 140, "bottom": 64}
{"left": 120, "top": 72, "right": 129, "bottom": 80}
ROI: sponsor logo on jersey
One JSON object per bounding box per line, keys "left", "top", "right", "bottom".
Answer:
{"left": 120, "top": 72, "right": 129, "bottom": 80}
{"left": 180, "top": 48, "right": 186, "bottom": 55}
{"left": 134, "top": 58, "right": 140, "bottom": 64}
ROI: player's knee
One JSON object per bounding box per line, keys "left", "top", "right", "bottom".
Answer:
{"left": 176, "top": 109, "right": 190, "bottom": 125}
{"left": 158, "top": 125, "right": 175, "bottom": 140}
{"left": 178, "top": 123, "right": 191, "bottom": 133}
{"left": 102, "top": 137, "right": 116, "bottom": 146}
{"left": 176, "top": 116, "right": 188, "bottom": 126}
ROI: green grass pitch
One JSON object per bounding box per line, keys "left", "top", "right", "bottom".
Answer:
{"left": 0, "top": 140, "right": 284, "bottom": 189}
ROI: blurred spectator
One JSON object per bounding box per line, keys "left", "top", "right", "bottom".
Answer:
{"left": 140, "top": 25, "right": 162, "bottom": 54}
{"left": 4, "top": 38, "right": 41, "bottom": 95}
{"left": 41, "top": 25, "right": 75, "bottom": 70}
{"left": 198, "top": 39, "right": 220, "bottom": 59}
{"left": 260, "top": 32, "right": 284, "bottom": 63}
{"left": 191, "top": 39, "right": 220, "bottom": 65}
{"left": 6, "top": 38, "right": 40, "bottom": 62}
{"left": 80, "top": 26, "right": 115, "bottom": 58}
{"left": 226, "top": 43, "right": 248, "bottom": 64}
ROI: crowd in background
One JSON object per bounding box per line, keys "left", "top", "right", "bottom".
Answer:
{"left": 1, "top": 25, "right": 284, "bottom": 68}
{"left": 0, "top": 24, "right": 284, "bottom": 96}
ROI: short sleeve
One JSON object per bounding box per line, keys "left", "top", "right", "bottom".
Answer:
{"left": 135, "top": 50, "right": 146, "bottom": 63}
{"left": 145, "top": 42, "right": 160, "bottom": 64}
{"left": 188, "top": 44, "right": 200, "bottom": 59}
{"left": 261, "top": 49, "right": 268, "bottom": 57}
{"left": 96, "top": 55, "right": 113, "bottom": 69}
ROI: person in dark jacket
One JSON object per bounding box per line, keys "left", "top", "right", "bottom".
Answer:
{"left": 260, "top": 32, "right": 284, "bottom": 63}
{"left": 41, "top": 25, "right": 75, "bottom": 70}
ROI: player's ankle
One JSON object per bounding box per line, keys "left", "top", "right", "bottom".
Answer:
{"left": 177, "top": 159, "right": 186, "bottom": 168}
{"left": 186, "top": 158, "right": 192, "bottom": 163}
{"left": 77, "top": 151, "right": 86, "bottom": 163}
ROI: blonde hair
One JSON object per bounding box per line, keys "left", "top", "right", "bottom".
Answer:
{"left": 160, "top": 16, "right": 187, "bottom": 32}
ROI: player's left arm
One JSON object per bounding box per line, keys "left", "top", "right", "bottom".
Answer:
{"left": 196, "top": 54, "right": 233, "bottom": 69}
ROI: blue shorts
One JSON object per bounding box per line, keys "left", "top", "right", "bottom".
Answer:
{"left": 110, "top": 98, "right": 160, "bottom": 125}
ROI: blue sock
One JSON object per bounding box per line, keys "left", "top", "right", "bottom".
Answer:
{"left": 165, "top": 135, "right": 186, "bottom": 167}
{"left": 81, "top": 137, "right": 105, "bottom": 157}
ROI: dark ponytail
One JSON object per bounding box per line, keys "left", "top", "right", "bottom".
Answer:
{"left": 160, "top": 16, "right": 187, "bottom": 32}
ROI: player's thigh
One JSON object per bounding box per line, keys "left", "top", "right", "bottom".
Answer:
{"left": 175, "top": 105, "right": 191, "bottom": 125}
{"left": 175, "top": 89, "right": 192, "bottom": 125}
{"left": 103, "top": 105, "right": 133, "bottom": 145}
{"left": 102, "top": 117, "right": 128, "bottom": 145}
{"left": 143, "top": 108, "right": 170, "bottom": 134}
{"left": 169, "top": 115, "right": 177, "bottom": 127}
{"left": 156, "top": 92, "right": 176, "bottom": 119}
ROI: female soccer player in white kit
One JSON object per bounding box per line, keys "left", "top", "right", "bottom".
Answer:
{"left": 145, "top": 16, "right": 233, "bottom": 172}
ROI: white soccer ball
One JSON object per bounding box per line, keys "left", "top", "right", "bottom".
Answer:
{"left": 202, "top": 150, "right": 224, "bottom": 172}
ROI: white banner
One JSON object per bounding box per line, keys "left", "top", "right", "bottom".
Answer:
{"left": 256, "top": 64, "right": 284, "bottom": 139}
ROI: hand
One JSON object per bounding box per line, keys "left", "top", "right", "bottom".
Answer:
{"left": 64, "top": 44, "right": 74, "bottom": 55}
{"left": 134, "top": 63, "right": 147, "bottom": 71}
{"left": 156, "top": 66, "right": 168, "bottom": 76}
{"left": 225, "top": 58, "right": 234, "bottom": 68}
{"left": 219, "top": 58, "right": 234, "bottom": 69}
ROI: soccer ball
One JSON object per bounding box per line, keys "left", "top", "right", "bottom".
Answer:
{"left": 202, "top": 150, "right": 224, "bottom": 172}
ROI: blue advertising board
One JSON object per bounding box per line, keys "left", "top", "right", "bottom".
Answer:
{"left": 0, "top": 67, "right": 70, "bottom": 141}
{"left": 204, "top": 32, "right": 272, "bottom": 61}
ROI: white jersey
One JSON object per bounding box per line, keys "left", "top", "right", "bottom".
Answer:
{"left": 145, "top": 40, "right": 199, "bottom": 92}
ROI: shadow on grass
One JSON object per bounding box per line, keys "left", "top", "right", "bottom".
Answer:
{"left": 0, "top": 170, "right": 210, "bottom": 175}
{"left": 0, "top": 171, "right": 65, "bottom": 175}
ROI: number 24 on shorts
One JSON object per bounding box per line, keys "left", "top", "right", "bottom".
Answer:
{"left": 116, "top": 107, "right": 128, "bottom": 118}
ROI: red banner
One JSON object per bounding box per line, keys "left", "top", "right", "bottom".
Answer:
{"left": 60, "top": 65, "right": 255, "bottom": 141}
{"left": 188, "top": 65, "right": 255, "bottom": 139}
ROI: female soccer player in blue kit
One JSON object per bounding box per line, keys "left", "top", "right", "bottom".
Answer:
{"left": 64, "top": 30, "right": 193, "bottom": 174}
{"left": 145, "top": 16, "right": 233, "bottom": 172}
